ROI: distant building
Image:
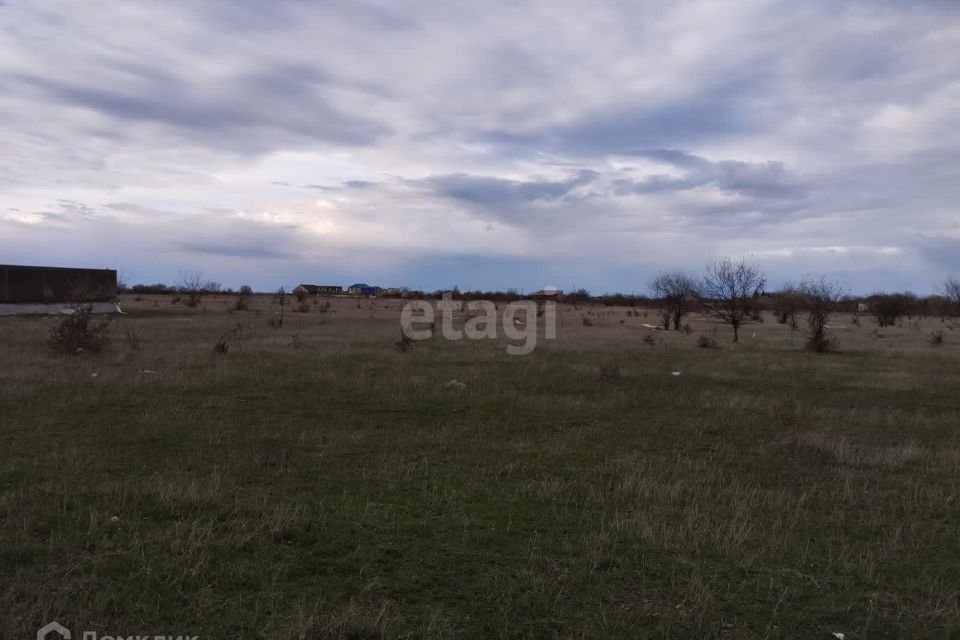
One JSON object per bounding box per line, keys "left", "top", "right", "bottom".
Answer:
{"left": 0, "top": 264, "right": 116, "bottom": 303}
{"left": 293, "top": 284, "right": 343, "bottom": 296}
{"left": 347, "top": 283, "right": 379, "bottom": 296}
{"left": 532, "top": 288, "right": 563, "bottom": 300}
{"left": 0, "top": 264, "right": 120, "bottom": 316}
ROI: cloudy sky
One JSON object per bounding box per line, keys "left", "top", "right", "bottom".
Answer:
{"left": 1, "top": 1, "right": 958, "bottom": 294}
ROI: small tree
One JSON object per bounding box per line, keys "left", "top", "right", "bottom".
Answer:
{"left": 49, "top": 305, "right": 111, "bottom": 354}
{"left": 944, "top": 277, "right": 960, "bottom": 316}
{"left": 696, "top": 258, "right": 766, "bottom": 342}
{"left": 235, "top": 285, "right": 253, "bottom": 311}
{"left": 650, "top": 271, "right": 696, "bottom": 330}
{"left": 771, "top": 283, "right": 803, "bottom": 330}
{"left": 799, "top": 277, "right": 843, "bottom": 352}
{"left": 871, "top": 294, "right": 908, "bottom": 327}
{"left": 271, "top": 286, "right": 287, "bottom": 329}
{"left": 178, "top": 270, "right": 206, "bottom": 308}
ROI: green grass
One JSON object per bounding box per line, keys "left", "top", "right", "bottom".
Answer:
{"left": 1, "top": 297, "right": 959, "bottom": 638}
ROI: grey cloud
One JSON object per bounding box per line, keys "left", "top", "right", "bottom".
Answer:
{"left": 424, "top": 170, "right": 598, "bottom": 208}
{"left": 622, "top": 152, "right": 808, "bottom": 199}
{"left": 478, "top": 77, "right": 768, "bottom": 157}
{"left": 178, "top": 241, "right": 298, "bottom": 259}
{"left": 2, "top": 0, "right": 959, "bottom": 292}
{"left": 13, "top": 61, "right": 389, "bottom": 152}
{"left": 914, "top": 236, "right": 960, "bottom": 272}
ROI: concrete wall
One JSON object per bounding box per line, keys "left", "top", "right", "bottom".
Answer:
{"left": 0, "top": 265, "right": 117, "bottom": 303}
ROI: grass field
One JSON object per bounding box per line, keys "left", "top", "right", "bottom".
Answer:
{"left": 2, "top": 295, "right": 959, "bottom": 639}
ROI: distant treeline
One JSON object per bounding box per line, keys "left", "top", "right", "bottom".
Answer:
{"left": 121, "top": 282, "right": 957, "bottom": 315}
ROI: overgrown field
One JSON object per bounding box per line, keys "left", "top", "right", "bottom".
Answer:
{"left": 2, "top": 296, "right": 959, "bottom": 639}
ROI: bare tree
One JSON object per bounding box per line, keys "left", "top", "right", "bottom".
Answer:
{"left": 696, "top": 258, "right": 766, "bottom": 342}
{"left": 271, "top": 286, "right": 287, "bottom": 329}
{"left": 799, "top": 277, "right": 844, "bottom": 351}
{"left": 649, "top": 271, "right": 696, "bottom": 330}
{"left": 178, "top": 270, "right": 206, "bottom": 308}
{"left": 944, "top": 277, "right": 960, "bottom": 316}
{"left": 870, "top": 293, "right": 909, "bottom": 327}
{"left": 176, "top": 270, "right": 222, "bottom": 307}
{"left": 771, "top": 283, "right": 803, "bottom": 330}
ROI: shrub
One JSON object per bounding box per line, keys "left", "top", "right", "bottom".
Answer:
{"left": 213, "top": 324, "right": 244, "bottom": 354}
{"left": 642, "top": 334, "right": 656, "bottom": 346}
{"left": 124, "top": 329, "right": 141, "bottom": 351}
{"left": 696, "top": 335, "right": 719, "bottom": 349}
{"left": 805, "top": 336, "right": 836, "bottom": 353}
{"left": 771, "top": 285, "right": 802, "bottom": 329}
{"left": 929, "top": 331, "right": 945, "bottom": 347}
{"left": 799, "top": 277, "right": 843, "bottom": 352}
{"left": 597, "top": 364, "right": 621, "bottom": 381}
{"left": 213, "top": 335, "right": 229, "bottom": 354}
{"left": 395, "top": 332, "right": 414, "bottom": 353}
{"left": 49, "top": 305, "right": 111, "bottom": 354}
{"left": 871, "top": 294, "right": 909, "bottom": 327}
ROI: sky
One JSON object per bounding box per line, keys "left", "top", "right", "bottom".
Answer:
{"left": 1, "top": 0, "right": 958, "bottom": 295}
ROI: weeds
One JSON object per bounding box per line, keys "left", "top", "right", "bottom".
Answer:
{"left": 805, "top": 336, "right": 837, "bottom": 353}
{"left": 696, "top": 335, "right": 719, "bottom": 349}
{"left": 395, "top": 332, "right": 414, "bottom": 353}
{"left": 49, "top": 305, "right": 111, "bottom": 354}
{"left": 597, "top": 363, "right": 621, "bottom": 381}
{"left": 213, "top": 324, "right": 244, "bottom": 354}
{"left": 124, "top": 329, "right": 141, "bottom": 351}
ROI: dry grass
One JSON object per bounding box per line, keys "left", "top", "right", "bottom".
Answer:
{"left": 1, "top": 294, "right": 959, "bottom": 638}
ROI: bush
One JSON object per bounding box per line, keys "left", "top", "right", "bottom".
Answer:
{"left": 929, "top": 331, "right": 945, "bottom": 347}
{"left": 124, "top": 329, "right": 140, "bottom": 351}
{"left": 395, "top": 332, "right": 414, "bottom": 353}
{"left": 49, "top": 305, "right": 111, "bottom": 354}
{"left": 696, "top": 335, "right": 719, "bottom": 349}
{"left": 870, "top": 294, "right": 910, "bottom": 327}
{"left": 597, "top": 364, "right": 621, "bottom": 381}
{"left": 805, "top": 336, "right": 836, "bottom": 353}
